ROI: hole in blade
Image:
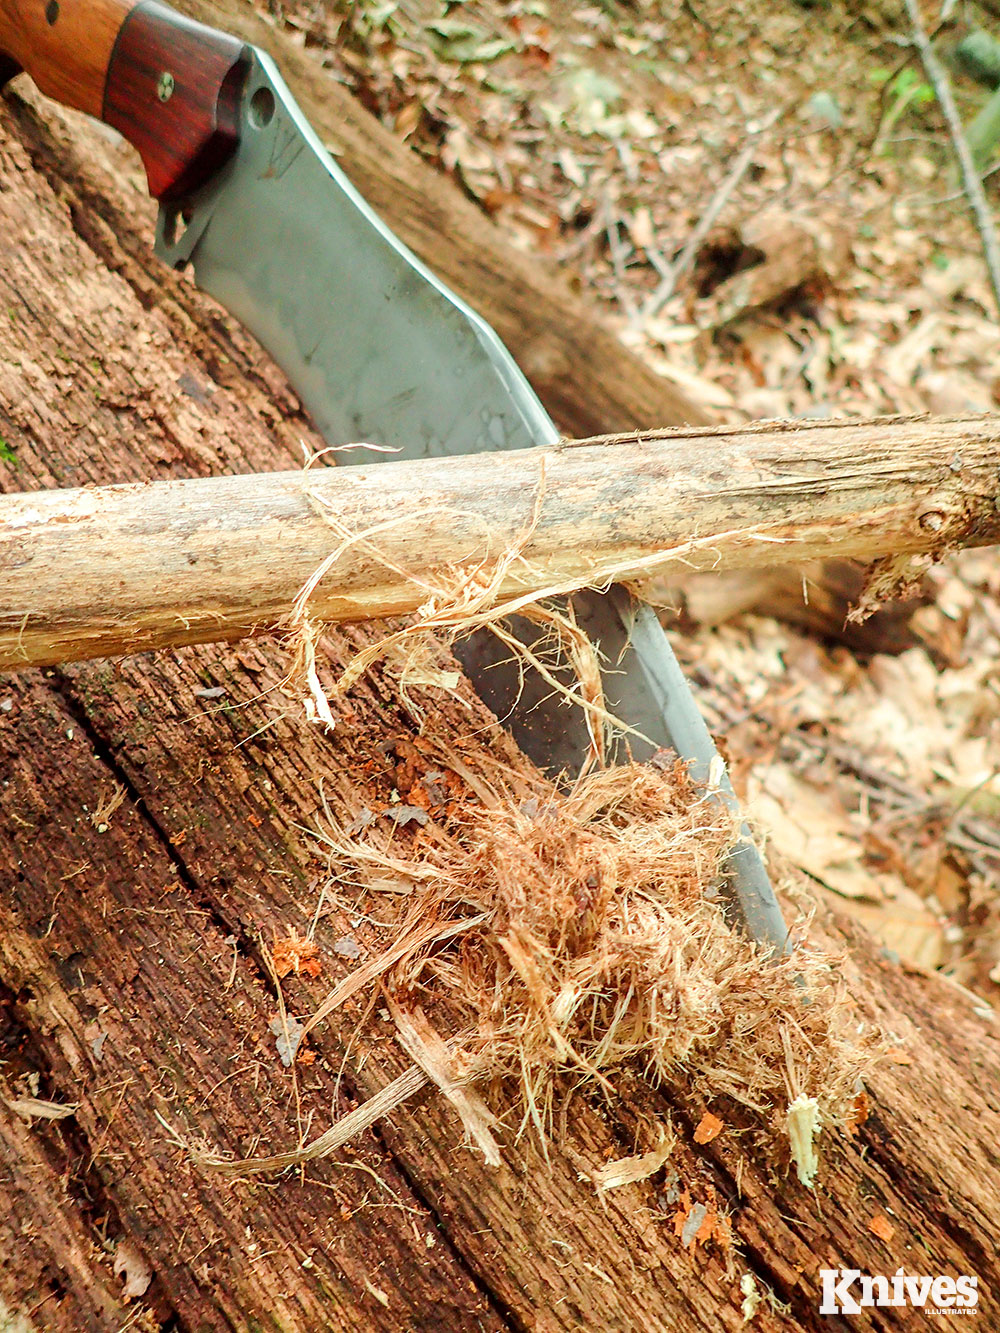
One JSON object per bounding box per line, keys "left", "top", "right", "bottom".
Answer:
{"left": 161, "top": 204, "right": 195, "bottom": 265}
{"left": 249, "top": 86, "right": 276, "bottom": 129}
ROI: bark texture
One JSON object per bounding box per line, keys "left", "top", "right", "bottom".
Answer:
{"left": 2, "top": 415, "right": 998, "bottom": 671}
{"left": 0, "top": 58, "right": 998, "bottom": 1333}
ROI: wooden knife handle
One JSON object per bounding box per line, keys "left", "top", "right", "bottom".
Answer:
{"left": 0, "top": 0, "right": 247, "bottom": 199}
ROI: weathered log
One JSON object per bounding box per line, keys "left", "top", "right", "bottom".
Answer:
{"left": 2, "top": 38, "right": 999, "bottom": 1333}
{"left": 3, "top": 415, "right": 998, "bottom": 671}
{"left": 663, "top": 559, "right": 933, "bottom": 656}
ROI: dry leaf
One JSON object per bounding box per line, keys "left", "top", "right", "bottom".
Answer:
{"left": 4, "top": 1096, "right": 78, "bottom": 1123}
{"left": 270, "top": 1015, "right": 305, "bottom": 1067}
{"left": 113, "top": 1238, "right": 152, "bottom": 1300}
{"left": 384, "top": 804, "right": 430, "bottom": 828}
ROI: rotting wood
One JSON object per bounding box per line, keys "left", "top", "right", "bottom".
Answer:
{"left": 1, "top": 42, "right": 1000, "bottom": 1333}
{"left": 2, "top": 414, "right": 998, "bottom": 671}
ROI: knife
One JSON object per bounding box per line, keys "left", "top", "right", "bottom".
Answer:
{"left": 0, "top": 0, "right": 788, "bottom": 951}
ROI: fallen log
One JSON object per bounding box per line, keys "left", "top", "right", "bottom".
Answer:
{"left": 2, "top": 415, "right": 998, "bottom": 671}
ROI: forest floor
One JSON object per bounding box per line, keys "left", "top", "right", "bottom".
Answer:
{"left": 235, "top": 0, "right": 1000, "bottom": 999}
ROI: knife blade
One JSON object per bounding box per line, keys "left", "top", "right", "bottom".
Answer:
{"left": 0, "top": 0, "right": 788, "bottom": 952}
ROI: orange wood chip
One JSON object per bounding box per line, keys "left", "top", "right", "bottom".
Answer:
{"left": 272, "top": 929, "right": 322, "bottom": 980}
{"left": 672, "top": 1185, "right": 731, "bottom": 1253}
{"left": 693, "top": 1111, "right": 725, "bottom": 1144}
{"left": 886, "top": 1048, "right": 913, "bottom": 1065}
{"left": 845, "top": 1090, "right": 869, "bottom": 1136}
{"left": 695, "top": 1204, "right": 718, "bottom": 1246}
{"left": 868, "top": 1212, "right": 894, "bottom": 1243}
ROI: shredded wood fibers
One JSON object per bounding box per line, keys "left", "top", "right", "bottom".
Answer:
{"left": 326, "top": 759, "right": 868, "bottom": 1145}
{"left": 192, "top": 757, "right": 872, "bottom": 1179}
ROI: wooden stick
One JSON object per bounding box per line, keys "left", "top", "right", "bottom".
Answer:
{"left": 1, "top": 414, "right": 998, "bottom": 671}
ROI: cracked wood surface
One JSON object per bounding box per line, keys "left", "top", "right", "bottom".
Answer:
{"left": 1, "top": 413, "right": 998, "bottom": 670}
{"left": 0, "top": 59, "right": 999, "bottom": 1333}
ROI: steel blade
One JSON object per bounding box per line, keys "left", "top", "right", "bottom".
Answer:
{"left": 156, "top": 50, "right": 787, "bottom": 952}
{"left": 155, "top": 51, "right": 554, "bottom": 460}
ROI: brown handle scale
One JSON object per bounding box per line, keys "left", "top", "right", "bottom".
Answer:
{"left": 0, "top": 0, "right": 247, "bottom": 199}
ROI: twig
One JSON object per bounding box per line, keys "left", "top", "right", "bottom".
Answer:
{"left": 909, "top": 161, "right": 1000, "bottom": 211}
{"left": 633, "top": 107, "right": 782, "bottom": 326}
{"left": 602, "top": 191, "right": 638, "bottom": 322}
{"left": 903, "top": 0, "right": 1000, "bottom": 321}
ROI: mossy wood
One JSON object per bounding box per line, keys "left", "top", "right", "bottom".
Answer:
{"left": 0, "top": 36, "right": 998, "bottom": 1333}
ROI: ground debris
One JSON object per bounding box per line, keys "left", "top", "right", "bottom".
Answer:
{"left": 272, "top": 927, "right": 322, "bottom": 980}
{"left": 269, "top": 1015, "right": 306, "bottom": 1067}
{"left": 592, "top": 1132, "right": 675, "bottom": 1191}
{"left": 112, "top": 1238, "right": 153, "bottom": 1301}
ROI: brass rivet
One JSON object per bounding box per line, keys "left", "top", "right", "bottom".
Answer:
{"left": 157, "top": 71, "right": 175, "bottom": 103}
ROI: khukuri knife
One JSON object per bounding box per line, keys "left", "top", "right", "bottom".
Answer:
{"left": 0, "top": 0, "right": 788, "bottom": 950}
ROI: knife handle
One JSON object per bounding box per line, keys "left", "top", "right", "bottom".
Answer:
{"left": 0, "top": 0, "right": 247, "bottom": 199}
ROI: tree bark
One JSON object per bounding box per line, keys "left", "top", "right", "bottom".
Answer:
{"left": 1, "top": 45, "right": 998, "bottom": 1333}
{"left": 2, "top": 415, "right": 998, "bottom": 671}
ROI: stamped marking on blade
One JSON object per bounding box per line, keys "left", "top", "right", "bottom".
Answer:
{"left": 267, "top": 122, "right": 304, "bottom": 179}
